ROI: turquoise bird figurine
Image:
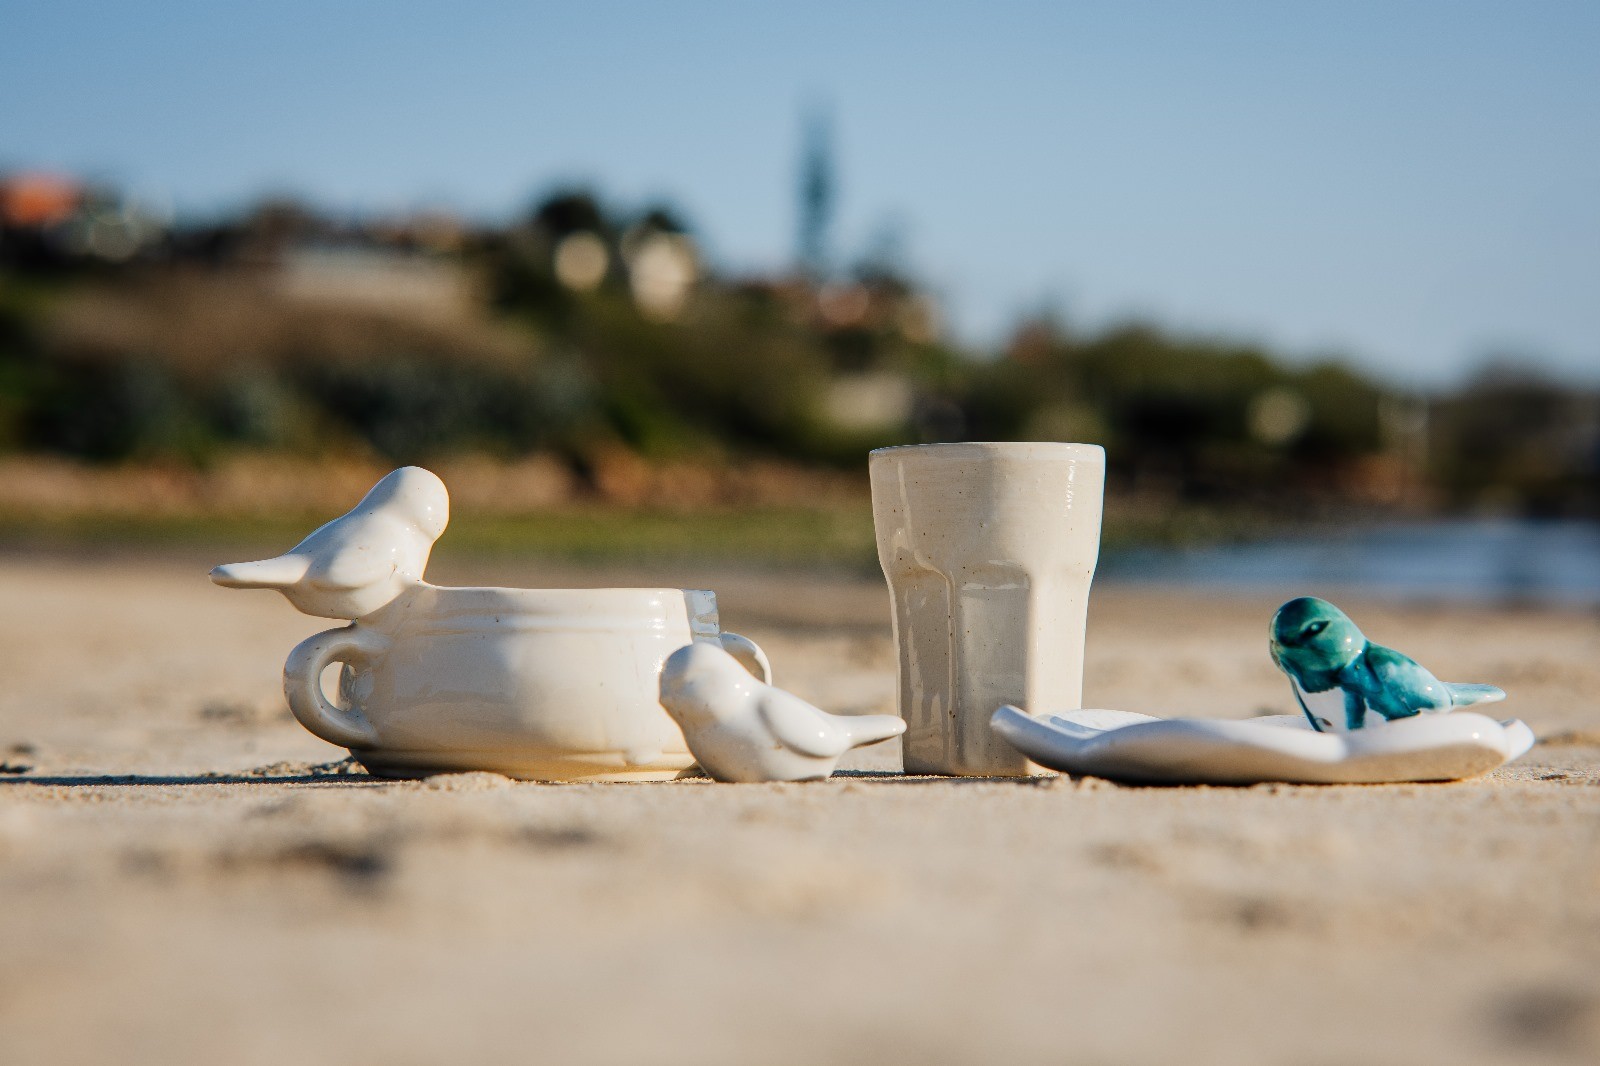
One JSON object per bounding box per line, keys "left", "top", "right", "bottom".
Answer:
{"left": 1269, "top": 596, "right": 1505, "bottom": 732}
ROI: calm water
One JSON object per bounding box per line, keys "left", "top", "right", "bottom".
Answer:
{"left": 1102, "top": 518, "right": 1600, "bottom": 606}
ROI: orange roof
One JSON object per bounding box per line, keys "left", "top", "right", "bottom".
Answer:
{"left": 0, "top": 172, "right": 84, "bottom": 227}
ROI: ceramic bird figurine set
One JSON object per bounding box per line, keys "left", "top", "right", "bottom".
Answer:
{"left": 215, "top": 448, "right": 1527, "bottom": 786}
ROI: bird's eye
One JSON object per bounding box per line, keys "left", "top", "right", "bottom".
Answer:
{"left": 1302, "top": 620, "right": 1329, "bottom": 638}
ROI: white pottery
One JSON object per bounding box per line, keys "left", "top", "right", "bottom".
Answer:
{"left": 283, "top": 585, "right": 767, "bottom": 781}
{"left": 211, "top": 467, "right": 769, "bottom": 781}
{"left": 211, "top": 466, "right": 449, "bottom": 620}
{"left": 870, "top": 442, "right": 1105, "bottom": 776}
{"left": 989, "top": 705, "right": 1536, "bottom": 786}
{"left": 659, "top": 642, "right": 906, "bottom": 783}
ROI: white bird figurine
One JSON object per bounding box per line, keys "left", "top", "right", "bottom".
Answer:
{"left": 209, "top": 466, "right": 449, "bottom": 619}
{"left": 659, "top": 643, "right": 906, "bottom": 782}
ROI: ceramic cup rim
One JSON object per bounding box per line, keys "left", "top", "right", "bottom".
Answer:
{"left": 380, "top": 586, "right": 718, "bottom": 625}
{"left": 868, "top": 441, "right": 1105, "bottom": 464}
{"left": 420, "top": 585, "right": 708, "bottom": 599}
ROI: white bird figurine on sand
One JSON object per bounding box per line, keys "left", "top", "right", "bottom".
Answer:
{"left": 209, "top": 466, "right": 449, "bottom": 619}
{"left": 659, "top": 643, "right": 906, "bottom": 782}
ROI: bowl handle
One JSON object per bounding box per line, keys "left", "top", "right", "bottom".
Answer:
{"left": 717, "top": 631, "right": 772, "bottom": 684}
{"left": 283, "top": 625, "right": 386, "bottom": 749}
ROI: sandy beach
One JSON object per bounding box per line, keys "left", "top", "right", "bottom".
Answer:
{"left": 1, "top": 551, "right": 1596, "bottom": 1065}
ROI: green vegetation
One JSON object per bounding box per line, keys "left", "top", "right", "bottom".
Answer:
{"left": 0, "top": 506, "right": 877, "bottom": 567}
{"left": 0, "top": 498, "right": 1293, "bottom": 571}
{"left": 2, "top": 185, "right": 1595, "bottom": 528}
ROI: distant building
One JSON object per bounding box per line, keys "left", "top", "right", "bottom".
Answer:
{"left": 0, "top": 172, "right": 83, "bottom": 228}
{"left": 277, "top": 244, "right": 473, "bottom": 320}
{"left": 0, "top": 171, "right": 166, "bottom": 265}
{"left": 823, "top": 371, "right": 915, "bottom": 430}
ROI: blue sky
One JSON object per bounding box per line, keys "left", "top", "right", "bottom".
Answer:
{"left": 3, "top": 1, "right": 1596, "bottom": 383}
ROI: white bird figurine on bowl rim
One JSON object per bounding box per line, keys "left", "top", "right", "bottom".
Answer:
{"left": 209, "top": 465, "right": 448, "bottom": 619}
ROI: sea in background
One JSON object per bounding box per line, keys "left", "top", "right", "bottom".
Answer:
{"left": 1102, "top": 518, "right": 1600, "bottom": 607}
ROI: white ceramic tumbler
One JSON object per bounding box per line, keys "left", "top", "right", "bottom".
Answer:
{"left": 869, "top": 442, "right": 1105, "bottom": 776}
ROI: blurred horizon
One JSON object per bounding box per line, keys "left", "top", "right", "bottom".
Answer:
{"left": 4, "top": 1, "right": 1597, "bottom": 385}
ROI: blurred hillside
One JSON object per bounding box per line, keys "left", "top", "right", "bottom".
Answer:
{"left": 1, "top": 168, "right": 1596, "bottom": 557}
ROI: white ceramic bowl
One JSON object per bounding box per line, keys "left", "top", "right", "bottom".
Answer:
{"left": 285, "top": 585, "right": 768, "bottom": 781}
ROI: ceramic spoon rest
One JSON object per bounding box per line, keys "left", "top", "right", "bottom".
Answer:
{"left": 989, "top": 705, "right": 1535, "bottom": 786}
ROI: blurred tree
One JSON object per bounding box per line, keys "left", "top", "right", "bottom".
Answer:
{"left": 1430, "top": 363, "right": 1600, "bottom": 515}
{"left": 2, "top": 181, "right": 1591, "bottom": 521}
{"left": 530, "top": 191, "right": 608, "bottom": 240}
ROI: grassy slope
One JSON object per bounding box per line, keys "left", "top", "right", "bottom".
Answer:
{"left": 0, "top": 499, "right": 1277, "bottom": 569}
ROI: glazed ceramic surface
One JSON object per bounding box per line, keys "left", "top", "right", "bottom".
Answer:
{"left": 285, "top": 585, "right": 767, "bottom": 781}
{"left": 211, "top": 466, "right": 448, "bottom": 619}
{"left": 1270, "top": 596, "right": 1505, "bottom": 731}
{"left": 870, "top": 442, "right": 1105, "bottom": 776}
{"left": 989, "top": 705, "right": 1535, "bottom": 786}
{"left": 212, "top": 467, "right": 769, "bottom": 781}
{"left": 659, "top": 643, "right": 905, "bottom": 783}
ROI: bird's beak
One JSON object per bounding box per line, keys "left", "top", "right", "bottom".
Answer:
{"left": 209, "top": 556, "right": 311, "bottom": 589}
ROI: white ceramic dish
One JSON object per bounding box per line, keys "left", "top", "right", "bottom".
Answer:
{"left": 989, "top": 705, "right": 1535, "bottom": 785}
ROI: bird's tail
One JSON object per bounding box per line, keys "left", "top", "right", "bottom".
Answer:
{"left": 842, "top": 714, "right": 907, "bottom": 747}
{"left": 1448, "top": 682, "right": 1506, "bottom": 707}
{"left": 209, "top": 555, "right": 311, "bottom": 590}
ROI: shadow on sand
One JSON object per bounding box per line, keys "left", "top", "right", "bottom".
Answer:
{"left": 0, "top": 767, "right": 1067, "bottom": 788}
{"left": 0, "top": 765, "right": 383, "bottom": 787}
